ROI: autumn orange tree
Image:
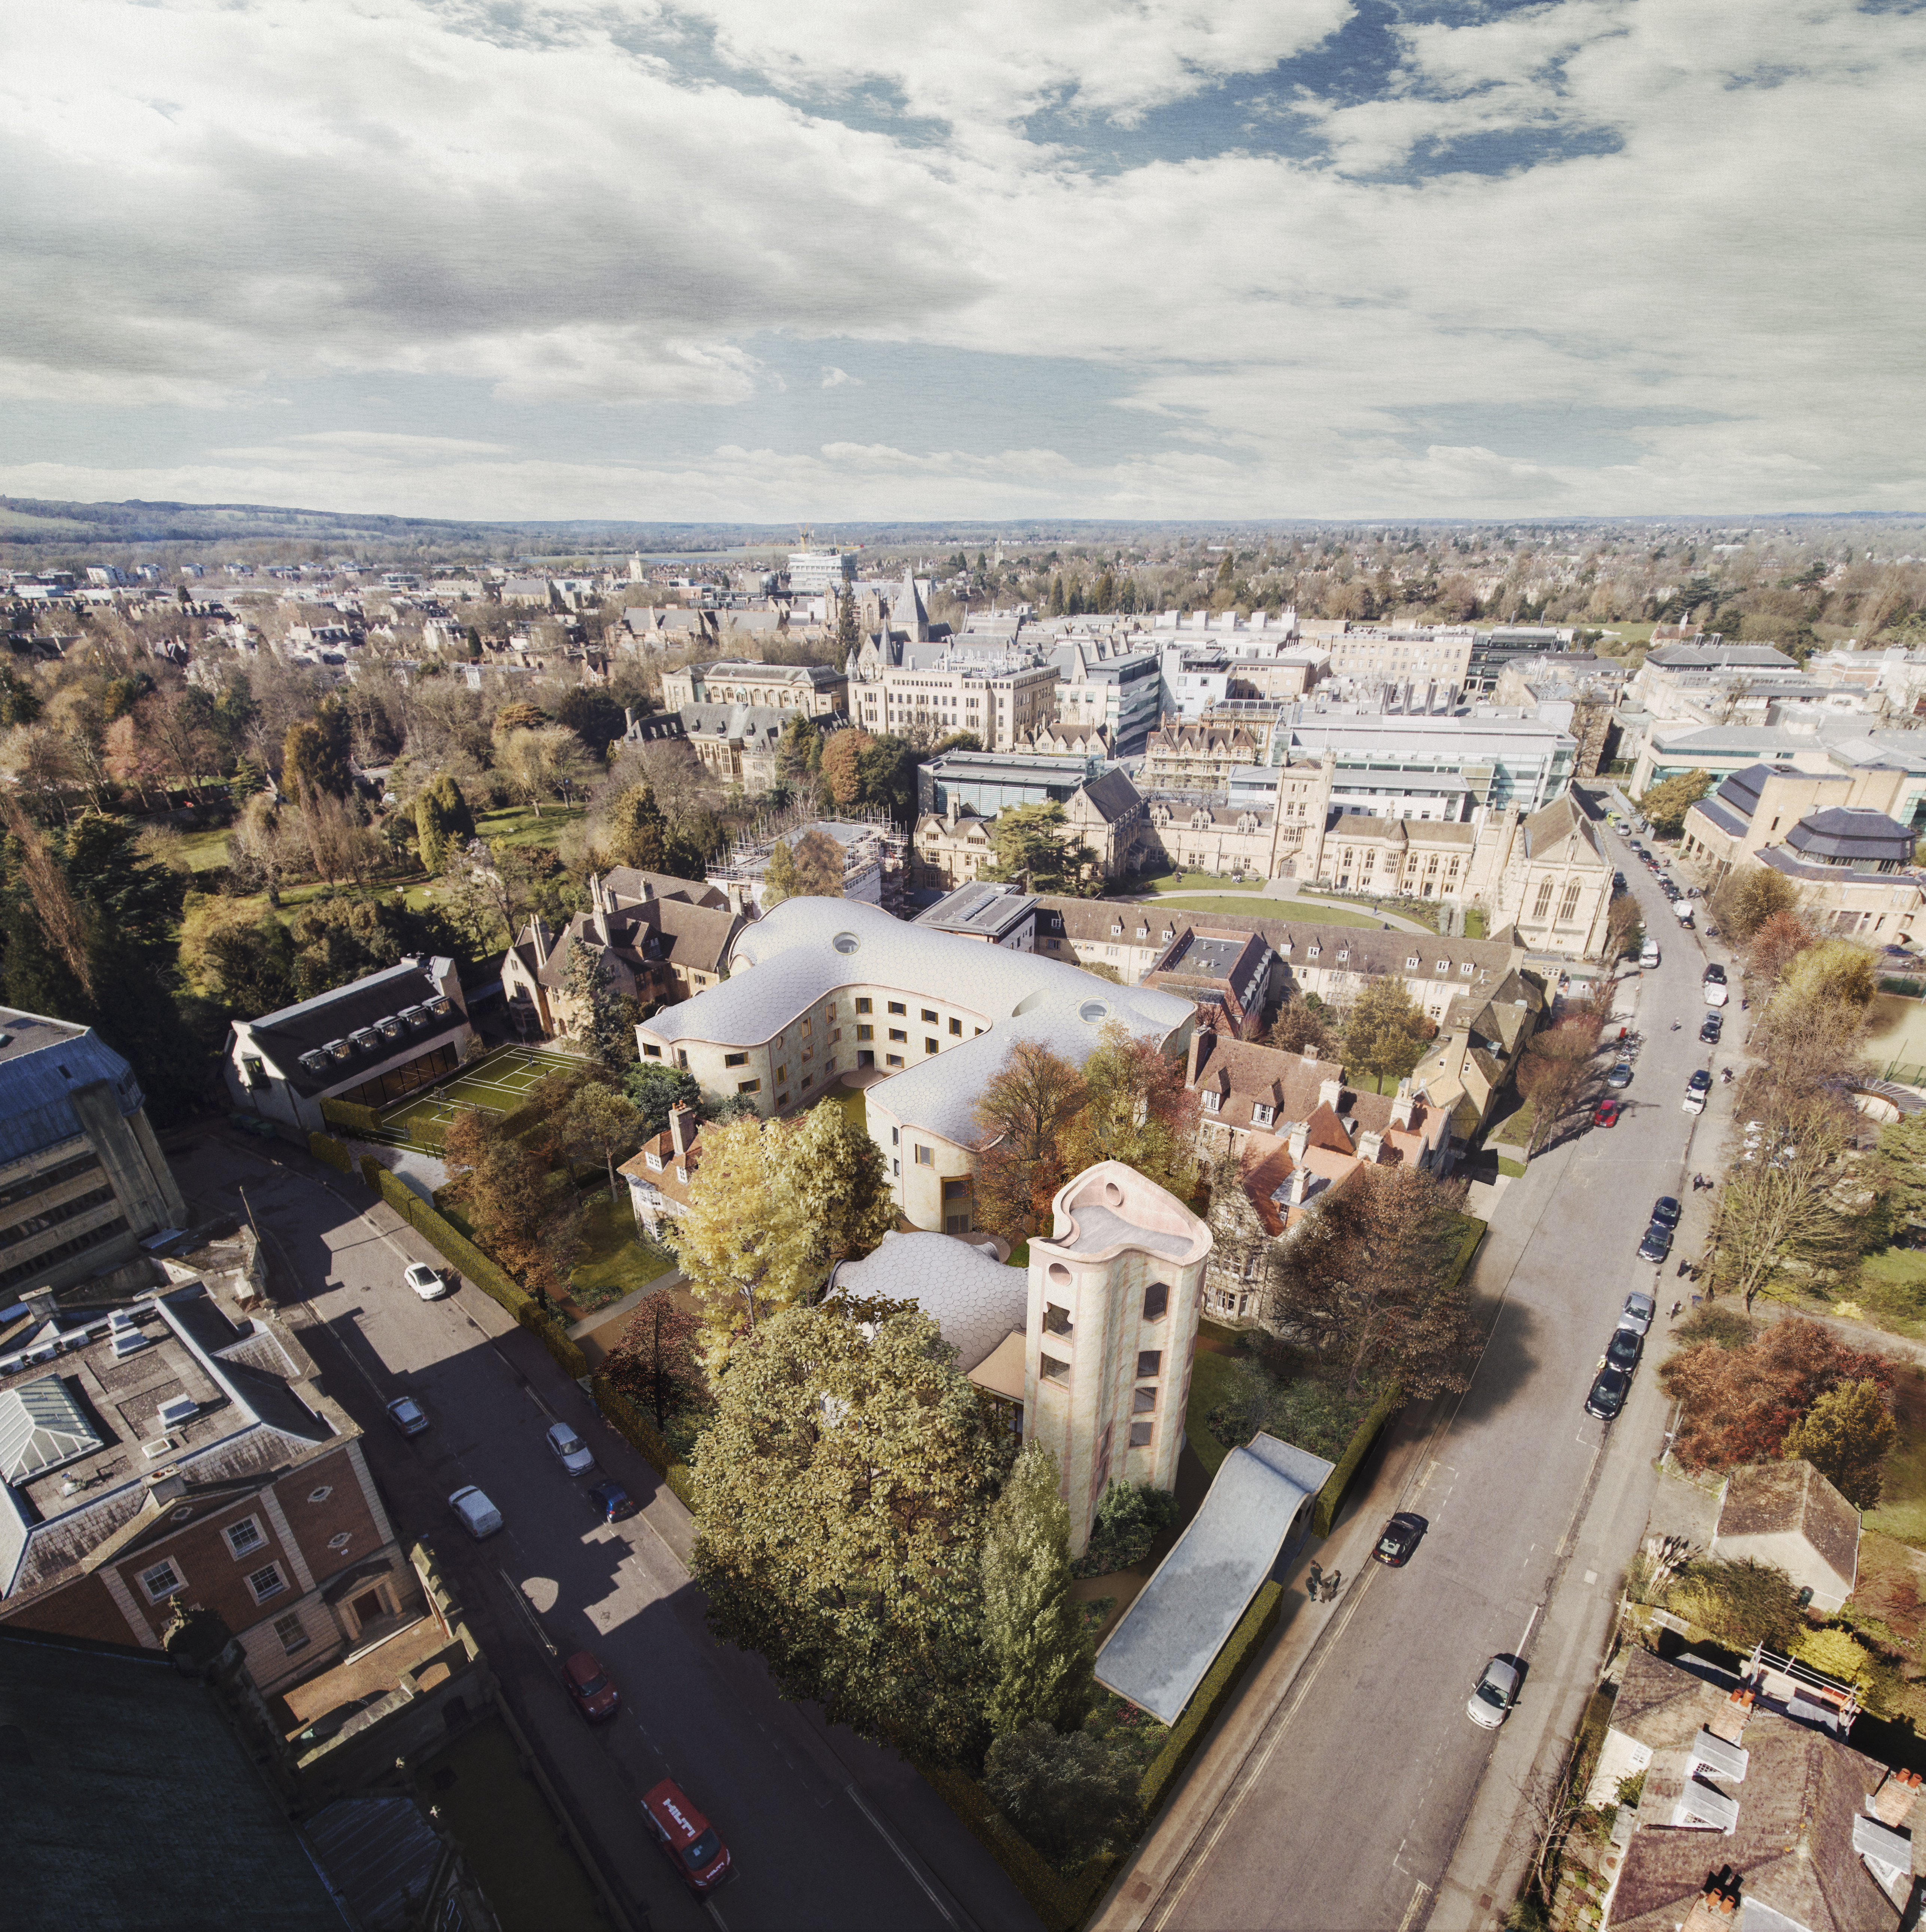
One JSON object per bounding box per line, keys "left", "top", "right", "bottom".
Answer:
{"left": 972, "top": 1041, "right": 1088, "bottom": 1240}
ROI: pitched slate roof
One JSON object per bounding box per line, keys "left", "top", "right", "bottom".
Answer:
{"left": 1076, "top": 768, "right": 1145, "bottom": 824}
{"left": 231, "top": 959, "right": 461, "bottom": 1098}
{"left": 0, "top": 1007, "right": 146, "bottom": 1167}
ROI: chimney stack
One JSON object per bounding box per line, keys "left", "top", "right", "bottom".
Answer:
{"left": 1318, "top": 1077, "right": 1345, "bottom": 1111}
{"left": 668, "top": 1102, "right": 695, "bottom": 1160}
{"left": 1187, "top": 1024, "right": 1216, "bottom": 1085}
{"left": 1287, "top": 1122, "right": 1309, "bottom": 1162}
{"left": 1390, "top": 1078, "right": 1415, "bottom": 1129}
{"left": 1287, "top": 1166, "right": 1309, "bottom": 1207}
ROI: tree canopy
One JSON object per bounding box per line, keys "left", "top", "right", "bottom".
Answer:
{"left": 984, "top": 803, "right": 1100, "bottom": 898}
{"left": 1637, "top": 768, "right": 1712, "bottom": 835}
{"left": 1342, "top": 976, "right": 1433, "bottom": 1087}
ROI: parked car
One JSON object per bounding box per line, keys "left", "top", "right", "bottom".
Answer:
{"left": 1638, "top": 1222, "right": 1674, "bottom": 1263}
{"left": 641, "top": 1779, "right": 733, "bottom": 1893}
{"left": 1586, "top": 1364, "right": 1631, "bottom": 1420}
{"left": 1373, "top": 1512, "right": 1428, "bottom": 1567}
{"left": 449, "top": 1485, "right": 502, "bottom": 1539}
{"left": 404, "top": 1262, "right": 449, "bottom": 1301}
{"left": 1467, "top": 1656, "right": 1522, "bottom": 1729}
{"left": 1687, "top": 1069, "right": 1711, "bottom": 1094}
{"left": 1641, "top": 942, "right": 1661, "bottom": 969}
{"left": 1700, "top": 1014, "right": 1723, "bottom": 1043}
{"left": 1621, "top": 1291, "right": 1656, "bottom": 1335}
{"left": 1606, "top": 1061, "right": 1634, "bottom": 1089}
{"left": 1683, "top": 1068, "right": 1711, "bottom": 1114}
{"left": 1613, "top": 871, "right": 1627, "bottom": 891}
{"left": 588, "top": 1481, "right": 638, "bottom": 1523}
{"left": 1704, "top": 962, "right": 1727, "bottom": 985}
{"left": 546, "top": 1420, "right": 596, "bottom": 1476}
{"left": 563, "top": 1650, "right": 620, "bottom": 1722}
{"left": 1651, "top": 1196, "right": 1682, "bottom": 1229}
{"left": 1593, "top": 1098, "right": 1622, "bottom": 1128}
{"left": 385, "top": 1394, "right": 430, "bottom": 1437}
{"left": 1604, "top": 1324, "right": 1643, "bottom": 1373}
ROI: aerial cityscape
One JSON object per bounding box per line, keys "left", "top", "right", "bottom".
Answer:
{"left": 6, "top": 6, "right": 1926, "bottom": 1932}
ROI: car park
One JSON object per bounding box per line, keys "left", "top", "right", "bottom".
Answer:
{"left": 1700, "top": 1014, "right": 1723, "bottom": 1043}
{"left": 1593, "top": 1098, "right": 1622, "bottom": 1128}
{"left": 1607, "top": 1061, "right": 1634, "bottom": 1089}
{"left": 1586, "top": 1365, "right": 1631, "bottom": 1420}
{"left": 563, "top": 1650, "right": 620, "bottom": 1722}
{"left": 546, "top": 1420, "right": 596, "bottom": 1476}
{"left": 1373, "top": 1512, "right": 1427, "bottom": 1567}
{"left": 385, "top": 1394, "right": 430, "bottom": 1437}
{"left": 404, "top": 1262, "right": 449, "bottom": 1301}
{"left": 1604, "top": 1324, "right": 1643, "bottom": 1373}
{"left": 449, "top": 1485, "right": 502, "bottom": 1539}
{"left": 1467, "top": 1656, "right": 1521, "bottom": 1729}
{"left": 641, "top": 1779, "right": 733, "bottom": 1893}
{"left": 1651, "top": 1196, "right": 1682, "bottom": 1229}
{"left": 588, "top": 1480, "right": 638, "bottom": 1523}
{"left": 1638, "top": 1221, "right": 1674, "bottom": 1263}
{"left": 1621, "top": 1291, "right": 1656, "bottom": 1335}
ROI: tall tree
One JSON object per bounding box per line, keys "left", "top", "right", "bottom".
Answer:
{"left": 1060, "top": 1022, "right": 1199, "bottom": 1199}
{"left": 983, "top": 1724, "right": 1140, "bottom": 1865}
{"left": 1746, "top": 909, "right": 1825, "bottom": 990}
{"left": 790, "top": 827, "right": 847, "bottom": 898}
{"left": 412, "top": 773, "right": 473, "bottom": 875}
{"left": 689, "top": 1298, "right": 1008, "bottom": 1765}
{"left": 972, "top": 1041, "right": 1088, "bottom": 1240}
{"left": 1269, "top": 997, "right": 1340, "bottom": 1059}
{"left": 1636, "top": 768, "right": 1712, "bottom": 836}
{"left": 602, "top": 782, "right": 669, "bottom": 872}
{"left": 761, "top": 835, "right": 801, "bottom": 908}
{"left": 625, "top": 1060, "right": 702, "bottom": 1135}
{"left": 1343, "top": 976, "right": 1432, "bottom": 1087}
{"left": 282, "top": 696, "right": 354, "bottom": 801}
{"left": 563, "top": 934, "right": 633, "bottom": 1073}
{"left": 604, "top": 1290, "right": 705, "bottom": 1431}
{"left": 1270, "top": 1165, "right": 1477, "bottom": 1397}
{"left": 561, "top": 1080, "right": 643, "bottom": 1199}
{"left": 1706, "top": 1105, "right": 1862, "bottom": 1311}
{"left": 1709, "top": 866, "right": 1801, "bottom": 943}
{"left": 981, "top": 1443, "right": 1093, "bottom": 1737}
{"left": 820, "top": 728, "right": 871, "bottom": 807}
{"left": 1781, "top": 1379, "right": 1899, "bottom": 1509}
{"left": 984, "top": 803, "right": 1100, "bottom": 897}
{"left": 496, "top": 724, "right": 589, "bottom": 815}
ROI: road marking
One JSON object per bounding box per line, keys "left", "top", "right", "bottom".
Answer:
{"left": 705, "top": 1901, "right": 730, "bottom": 1932}
{"left": 1397, "top": 1880, "right": 1433, "bottom": 1932}
{"left": 1584, "top": 1570, "right": 1598, "bottom": 1585}
{"left": 843, "top": 1782, "right": 962, "bottom": 1929}
{"left": 1517, "top": 1604, "right": 1542, "bottom": 1653}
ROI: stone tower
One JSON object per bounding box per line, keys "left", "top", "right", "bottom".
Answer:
{"left": 1023, "top": 1162, "right": 1212, "bottom": 1557}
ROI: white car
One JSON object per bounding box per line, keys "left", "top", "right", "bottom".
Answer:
{"left": 1468, "top": 1656, "right": 1521, "bottom": 1729}
{"left": 1620, "top": 1292, "right": 1656, "bottom": 1336}
{"left": 449, "top": 1485, "right": 502, "bottom": 1539}
{"left": 404, "top": 1262, "right": 448, "bottom": 1301}
{"left": 546, "top": 1420, "right": 596, "bottom": 1476}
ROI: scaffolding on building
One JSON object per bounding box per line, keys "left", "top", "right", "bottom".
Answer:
{"left": 706, "top": 800, "right": 910, "bottom": 918}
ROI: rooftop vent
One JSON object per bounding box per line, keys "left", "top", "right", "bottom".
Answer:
{"left": 108, "top": 1309, "right": 140, "bottom": 1333}
{"left": 140, "top": 1436, "right": 175, "bottom": 1460}
{"left": 1079, "top": 999, "right": 1110, "bottom": 1023}
{"left": 110, "top": 1329, "right": 151, "bottom": 1360}
{"left": 155, "top": 1394, "right": 198, "bottom": 1432}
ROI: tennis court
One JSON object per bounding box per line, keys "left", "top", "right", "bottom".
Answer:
{"left": 379, "top": 1044, "right": 583, "bottom": 1139}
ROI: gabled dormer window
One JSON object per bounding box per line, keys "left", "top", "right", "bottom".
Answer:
{"left": 1252, "top": 1103, "right": 1275, "bottom": 1128}
{"left": 1202, "top": 1090, "right": 1221, "bottom": 1113}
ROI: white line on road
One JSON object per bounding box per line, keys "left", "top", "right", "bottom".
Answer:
{"left": 704, "top": 1900, "right": 730, "bottom": 1932}
{"left": 1397, "top": 1880, "right": 1433, "bottom": 1932}
{"left": 1517, "top": 1604, "right": 1543, "bottom": 1653}
{"left": 843, "top": 1782, "right": 961, "bottom": 1929}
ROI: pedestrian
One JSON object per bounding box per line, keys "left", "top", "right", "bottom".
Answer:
{"left": 1322, "top": 1568, "right": 1342, "bottom": 1601}
{"left": 1306, "top": 1561, "right": 1323, "bottom": 1600}
{"left": 1677, "top": 1258, "right": 1690, "bottom": 1278}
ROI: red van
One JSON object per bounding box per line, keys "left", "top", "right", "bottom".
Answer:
{"left": 641, "top": 1779, "right": 732, "bottom": 1893}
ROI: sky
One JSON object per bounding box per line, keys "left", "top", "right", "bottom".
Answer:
{"left": 2, "top": 0, "right": 1923, "bottom": 526}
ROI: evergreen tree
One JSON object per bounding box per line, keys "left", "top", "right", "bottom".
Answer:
{"left": 1636, "top": 767, "right": 1712, "bottom": 836}
{"left": 1048, "top": 574, "right": 1066, "bottom": 616}
{"left": 563, "top": 932, "right": 632, "bottom": 1073}
{"left": 762, "top": 836, "right": 800, "bottom": 907}
{"left": 413, "top": 773, "right": 472, "bottom": 874}
{"left": 604, "top": 782, "right": 669, "bottom": 872}
{"left": 625, "top": 1059, "right": 702, "bottom": 1134}
{"left": 1781, "top": 1378, "right": 1899, "bottom": 1508}
{"left": 982, "top": 1443, "right": 1093, "bottom": 1737}
{"left": 784, "top": 1099, "right": 894, "bottom": 1281}
{"left": 984, "top": 1723, "right": 1140, "bottom": 1864}
{"left": 1343, "top": 975, "right": 1431, "bottom": 1087}
{"left": 835, "top": 585, "right": 860, "bottom": 660}
{"left": 282, "top": 696, "right": 354, "bottom": 801}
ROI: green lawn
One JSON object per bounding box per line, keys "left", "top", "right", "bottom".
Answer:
{"left": 1120, "top": 870, "right": 1266, "bottom": 897}
{"left": 414, "top": 1719, "right": 605, "bottom": 1932}
{"left": 171, "top": 823, "right": 236, "bottom": 873}
{"left": 1865, "top": 1370, "right": 1926, "bottom": 1547}
{"left": 1849, "top": 1247, "right": 1926, "bottom": 1339}
{"left": 569, "top": 1190, "right": 674, "bottom": 1311}
{"left": 1185, "top": 1347, "right": 1249, "bottom": 1479}
{"left": 472, "top": 802, "right": 586, "bottom": 850}
{"left": 1150, "top": 894, "right": 1386, "bottom": 925}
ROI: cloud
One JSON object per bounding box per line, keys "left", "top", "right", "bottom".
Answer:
{"left": 1, "top": 0, "right": 1922, "bottom": 517}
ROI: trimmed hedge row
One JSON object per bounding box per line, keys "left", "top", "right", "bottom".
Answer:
{"left": 308, "top": 1131, "right": 351, "bottom": 1174}
{"left": 915, "top": 1760, "right": 1116, "bottom": 1932}
{"left": 590, "top": 1375, "right": 698, "bottom": 1512}
{"left": 1307, "top": 1211, "right": 1486, "bottom": 1537}
{"left": 1139, "top": 1580, "right": 1283, "bottom": 1819}
{"left": 364, "top": 1161, "right": 587, "bottom": 1380}
{"left": 319, "top": 1096, "right": 382, "bottom": 1135}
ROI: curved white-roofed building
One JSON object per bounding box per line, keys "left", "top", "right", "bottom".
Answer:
{"left": 832, "top": 1232, "right": 1027, "bottom": 1376}
{"left": 636, "top": 898, "right": 1196, "bottom": 1233}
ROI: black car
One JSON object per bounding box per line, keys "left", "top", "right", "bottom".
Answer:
{"left": 1687, "top": 1069, "right": 1712, "bottom": 1095}
{"left": 1651, "top": 1196, "right": 1682, "bottom": 1228}
{"left": 1700, "top": 1015, "right": 1723, "bottom": 1044}
{"left": 1586, "top": 1366, "right": 1631, "bottom": 1420}
{"left": 1604, "top": 1325, "right": 1643, "bottom": 1373}
{"left": 1613, "top": 871, "right": 1627, "bottom": 891}
{"left": 587, "top": 1480, "right": 638, "bottom": 1524}
{"left": 1373, "top": 1512, "right": 1428, "bottom": 1567}
{"left": 1705, "top": 962, "right": 1727, "bottom": 985}
{"left": 1638, "top": 1221, "right": 1674, "bottom": 1263}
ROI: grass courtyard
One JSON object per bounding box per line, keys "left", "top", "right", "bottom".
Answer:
{"left": 379, "top": 1043, "right": 583, "bottom": 1136}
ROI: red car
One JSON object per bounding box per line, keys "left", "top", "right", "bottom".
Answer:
{"left": 562, "top": 1650, "right": 619, "bottom": 1722}
{"left": 1594, "top": 1098, "right": 1622, "bottom": 1128}
{"left": 642, "top": 1779, "right": 732, "bottom": 1893}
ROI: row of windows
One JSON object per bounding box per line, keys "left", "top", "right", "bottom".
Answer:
{"left": 0, "top": 1151, "right": 102, "bottom": 1216}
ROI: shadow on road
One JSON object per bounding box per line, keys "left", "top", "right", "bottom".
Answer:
{"left": 1455, "top": 1294, "right": 1543, "bottom": 1429}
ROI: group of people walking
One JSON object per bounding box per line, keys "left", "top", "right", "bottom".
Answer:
{"left": 1305, "top": 1562, "right": 1342, "bottom": 1603}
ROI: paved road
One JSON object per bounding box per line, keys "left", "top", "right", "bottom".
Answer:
{"left": 1142, "top": 827, "right": 1740, "bottom": 1932}
{"left": 176, "top": 1136, "right": 1040, "bottom": 1932}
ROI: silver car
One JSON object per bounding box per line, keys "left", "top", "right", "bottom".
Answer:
{"left": 546, "top": 1420, "right": 596, "bottom": 1476}
{"left": 1468, "top": 1656, "right": 1521, "bottom": 1729}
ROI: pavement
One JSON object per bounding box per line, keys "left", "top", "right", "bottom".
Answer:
{"left": 176, "top": 1130, "right": 1042, "bottom": 1932}
{"left": 1092, "top": 819, "right": 1748, "bottom": 1932}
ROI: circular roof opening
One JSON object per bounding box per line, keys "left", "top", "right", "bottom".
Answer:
{"left": 832, "top": 931, "right": 861, "bottom": 954}
{"left": 1104, "top": 1180, "right": 1124, "bottom": 1207}
{"left": 1079, "top": 998, "right": 1109, "bottom": 1023}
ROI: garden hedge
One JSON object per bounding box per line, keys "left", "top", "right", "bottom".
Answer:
{"left": 307, "top": 1131, "right": 351, "bottom": 1174}
{"left": 319, "top": 1096, "right": 381, "bottom": 1136}
{"left": 366, "top": 1164, "right": 587, "bottom": 1380}
{"left": 1138, "top": 1580, "right": 1284, "bottom": 1819}
{"left": 590, "top": 1375, "right": 698, "bottom": 1512}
